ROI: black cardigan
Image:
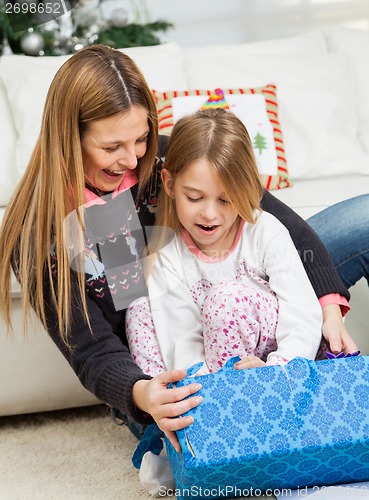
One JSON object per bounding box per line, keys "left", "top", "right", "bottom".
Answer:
{"left": 45, "top": 136, "right": 349, "bottom": 424}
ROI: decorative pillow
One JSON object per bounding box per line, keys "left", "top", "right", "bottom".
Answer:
{"left": 153, "top": 84, "right": 291, "bottom": 190}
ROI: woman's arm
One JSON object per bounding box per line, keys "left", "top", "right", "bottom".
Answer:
{"left": 44, "top": 266, "right": 204, "bottom": 431}
{"left": 44, "top": 272, "right": 153, "bottom": 424}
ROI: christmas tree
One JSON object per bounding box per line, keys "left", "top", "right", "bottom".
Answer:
{"left": 253, "top": 132, "right": 268, "bottom": 155}
{"left": 0, "top": 0, "right": 173, "bottom": 56}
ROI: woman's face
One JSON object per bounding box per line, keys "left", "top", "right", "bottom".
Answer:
{"left": 81, "top": 105, "right": 149, "bottom": 193}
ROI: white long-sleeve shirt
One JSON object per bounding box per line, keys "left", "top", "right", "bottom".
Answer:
{"left": 147, "top": 211, "right": 323, "bottom": 371}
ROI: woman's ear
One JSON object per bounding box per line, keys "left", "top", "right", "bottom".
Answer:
{"left": 161, "top": 168, "right": 175, "bottom": 198}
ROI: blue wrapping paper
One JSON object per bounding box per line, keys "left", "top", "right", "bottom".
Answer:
{"left": 165, "top": 356, "right": 369, "bottom": 499}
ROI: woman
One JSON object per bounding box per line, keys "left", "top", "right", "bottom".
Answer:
{"left": 308, "top": 194, "right": 369, "bottom": 291}
{"left": 0, "top": 45, "right": 356, "bottom": 452}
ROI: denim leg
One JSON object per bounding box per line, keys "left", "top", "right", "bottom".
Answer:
{"left": 307, "top": 194, "right": 369, "bottom": 289}
{"left": 108, "top": 406, "right": 147, "bottom": 440}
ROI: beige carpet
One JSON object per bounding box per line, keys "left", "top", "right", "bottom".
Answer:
{"left": 0, "top": 404, "right": 275, "bottom": 500}
{"left": 0, "top": 404, "right": 152, "bottom": 500}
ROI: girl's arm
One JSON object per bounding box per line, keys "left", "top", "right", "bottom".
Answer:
{"left": 261, "top": 190, "right": 357, "bottom": 355}
{"left": 261, "top": 189, "right": 350, "bottom": 300}
{"left": 261, "top": 219, "right": 323, "bottom": 364}
{"left": 147, "top": 245, "right": 209, "bottom": 373}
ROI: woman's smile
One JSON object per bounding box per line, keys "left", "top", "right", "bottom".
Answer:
{"left": 102, "top": 168, "right": 126, "bottom": 179}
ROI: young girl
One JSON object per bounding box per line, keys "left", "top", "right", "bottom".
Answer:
{"left": 126, "top": 107, "right": 323, "bottom": 378}
{"left": 126, "top": 107, "right": 324, "bottom": 496}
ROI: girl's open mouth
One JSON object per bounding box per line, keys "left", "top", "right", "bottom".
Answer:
{"left": 197, "top": 224, "right": 218, "bottom": 232}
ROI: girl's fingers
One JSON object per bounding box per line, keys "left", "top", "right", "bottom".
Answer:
{"left": 234, "top": 356, "right": 265, "bottom": 370}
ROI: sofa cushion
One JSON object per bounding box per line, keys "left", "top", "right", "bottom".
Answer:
{"left": 271, "top": 174, "right": 369, "bottom": 220}
{"left": 184, "top": 29, "right": 327, "bottom": 57}
{"left": 327, "top": 26, "right": 369, "bottom": 155}
{"left": 182, "top": 49, "right": 369, "bottom": 181}
{"left": 0, "top": 43, "right": 187, "bottom": 188}
{"left": 122, "top": 42, "right": 188, "bottom": 91}
{"left": 153, "top": 84, "right": 291, "bottom": 190}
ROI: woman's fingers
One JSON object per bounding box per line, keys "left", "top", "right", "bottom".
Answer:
{"left": 165, "top": 429, "right": 182, "bottom": 453}
{"left": 132, "top": 368, "right": 204, "bottom": 453}
{"left": 321, "top": 303, "right": 359, "bottom": 354}
{"left": 156, "top": 382, "right": 203, "bottom": 407}
{"left": 156, "top": 394, "right": 203, "bottom": 421}
{"left": 148, "top": 369, "right": 203, "bottom": 408}
{"left": 161, "top": 413, "right": 202, "bottom": 453}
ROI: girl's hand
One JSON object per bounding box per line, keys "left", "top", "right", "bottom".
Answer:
{"left": 132, "top": 369, "right": 203, "bottom": 452}
{"left": 233, "top": 355, "right": 266, "bottom": 370}
{"left": 322, "top": 304, "right": 358, "bottom": 355}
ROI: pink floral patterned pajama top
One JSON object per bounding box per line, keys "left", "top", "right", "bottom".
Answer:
{"left": 126, "top": 211, "right": 323, "bottom": 376}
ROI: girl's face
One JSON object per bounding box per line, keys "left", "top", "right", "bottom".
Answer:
{"left": 162, "top": 158, "right": 240, "bottom": 257}
{"left": 81, "top": 105, "right": 149, "bottom": 193}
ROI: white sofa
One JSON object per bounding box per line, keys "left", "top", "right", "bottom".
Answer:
{"left": 1, "top": 26, "right": 369, "bottom": 416}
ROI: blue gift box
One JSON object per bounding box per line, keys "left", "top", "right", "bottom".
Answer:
{"left": 164, "top": 356, "right": 369, "bottom": 500}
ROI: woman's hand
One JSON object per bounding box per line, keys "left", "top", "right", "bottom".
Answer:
{"left": 322, "top": 304, "right": 358, "bottom": 354}
{"left": 233, "top": 355, "right": 266, "bottom": 370}
{"left": 132, "top": 369, "right": 203, "bottom": 452}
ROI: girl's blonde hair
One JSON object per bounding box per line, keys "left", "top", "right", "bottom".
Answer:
{"left": 156, "top": 108, "right": 263, "bottom": 232}
{"left": 0, "top": 44, "right": 158, "bottom": 345}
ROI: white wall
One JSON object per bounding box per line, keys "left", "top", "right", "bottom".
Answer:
{"left": 146, "top": 0, "right": 369, "bottom": 46}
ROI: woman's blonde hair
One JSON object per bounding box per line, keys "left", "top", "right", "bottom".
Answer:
{"left": 156, "top": 108, "right": 263, "bottom": 232}
{"left": 0, "top": 44, "right": 158, "bottom": 344}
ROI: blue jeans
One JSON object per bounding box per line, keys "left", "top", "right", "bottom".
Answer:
{"left": 307, "top": 194, "right": 369, "bottom": 289}
{"left": 108, "top": 406, "right": 147, "bottom": 440}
